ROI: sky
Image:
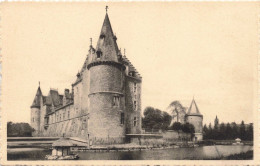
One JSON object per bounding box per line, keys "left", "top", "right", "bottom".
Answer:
{"left": 2, "top": 2, "right": 258, "bottom": 125}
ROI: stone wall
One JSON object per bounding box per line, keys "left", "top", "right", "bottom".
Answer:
{"left": 88, "top": 93, "right": 125, "bottom": 144}
{"left": 89, "top": 64, "right": 123, "bottom": 93}
{"left": 42, "top": 114, "right": 89, "bottom": 138}
{"left": 125, "top": 76, "right": 142, "bottom": 135}
{"left": 162, "top": 130, "right": 191, "bottom": 142}
{"left": 30, "top": 107, "right": 40, "bottom": 135}
{"left": 88, "top": 63, "right": 125, "bottom": 144}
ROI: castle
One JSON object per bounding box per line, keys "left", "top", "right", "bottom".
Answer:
{"left": 30, "top": 11, "right": 142, "bottom": 144}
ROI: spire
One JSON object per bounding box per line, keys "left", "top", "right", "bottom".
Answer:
{"left": 105, "top": 5, "right": 109, "bottom": 13}
{"left": 187, "top": 98, "right": 202, "bottom": 116}
{"left": 90, "top": 11, "right": 119, "bottom": 63}
{"left": 31, "top": 85, "right": 42, "bottom": 108}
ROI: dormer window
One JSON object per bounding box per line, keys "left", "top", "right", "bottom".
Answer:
{"left": 129, "top": 71, "right": 135, "bottom": 77}
{"left": 100, "top": 34, "right": 105, "bottom": 39}
{"left": 113, "top": 35, "right": 117, "bottom": 41}
{"left": 96, "top": 50, "right": 102, "bottom": 59}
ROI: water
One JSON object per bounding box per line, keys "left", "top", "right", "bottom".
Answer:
{"left": 7, "top": 145, "right": 253, "bottom": 160}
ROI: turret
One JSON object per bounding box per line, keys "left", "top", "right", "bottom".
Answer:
{"left": 30, "top": 83, "right": 42, "bottom": 135}
{"left": 86, "top": 11, "right": 126, "bottom": 143}
{"left": 185, "top": 98, "right": 203, "bottom": 141}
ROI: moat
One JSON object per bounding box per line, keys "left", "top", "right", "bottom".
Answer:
{"left": 7, "top": 145, "right": 253, "bottom": 160}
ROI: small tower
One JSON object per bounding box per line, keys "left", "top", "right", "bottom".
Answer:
{"left": 30, "top": 83, "right": 42, "bottom": 136}
{"left": 185, "top": 98, "right": 203, "bottom": 141}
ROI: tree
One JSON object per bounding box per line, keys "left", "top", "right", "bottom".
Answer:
{"left": 142, "top": 107, "right": 171, "bottom": 131}
{"left": 161, "top": 111, "right": 172, "bottom": 131}
{"left": 218, "top": 123, "right": 226, "bottom": 140}
{"left": 208, "top": 123, "right": 213, "bottom": 139}
{"left": 231, "top": 122, "right": 239, "bottom": 139}
{"left": 245, "top": 123, "right": 253, "bottom": 141}
{"left": 203, "top": 124, "right": 208, "bottom": 139}
{"left": 225, "top": 123, "right": 233, "bottom": 140}
{"left": 7, "top": 122, "right": 35, "bottom": 137}
{"left": 239, "top": 121, "right": 246, "bottom": 140}
{"left": 171, "top": 122, "right": 182, "bottom": 132}
{"left": 167, "top": 101, "right": 185, "bottom": 122}
{"left": 182, "top": 123, "right": 195, "bottom": 134}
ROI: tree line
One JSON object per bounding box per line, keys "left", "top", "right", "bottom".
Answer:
{"left": 7, "top": 121, "right": 35, "bottom": 137}
{"left": 203, "top": 121, "right": 253, "bottom": 141}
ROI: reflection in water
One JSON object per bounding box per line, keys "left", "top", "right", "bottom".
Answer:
{"left": 7, "top": 145, "right": 253, "bottom": 160}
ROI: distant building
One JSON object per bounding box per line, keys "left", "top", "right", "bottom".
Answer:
{"left": 168, "top": 98, "right": 203, "bottom": 141}
{"left": 214, "top": 115, "right": 219, "bottom": 127}
{"left": 185, "top": 99, "right": 203, "bottom": 141}
{"left": 30, "top": 11, "right": 142, "bottom": 144}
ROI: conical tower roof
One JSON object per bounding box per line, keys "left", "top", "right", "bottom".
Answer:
{"left": 90, "top": 13, "right": 119, "bottom": 63}
{"left": 31, "top": 86, "right": 42, "bottom": 108}
{"left": 187, "top": 98, "right": 202, "bottom": 116}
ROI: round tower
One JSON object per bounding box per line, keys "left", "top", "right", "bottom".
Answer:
{"left": 185, "top": 98, "right": 203, "bottom": 141}
{"left": 30, "top": 85, "right": 42, "bottom": 135}
{"left": 87, "top": 13, "right": 126, "bottom": 144}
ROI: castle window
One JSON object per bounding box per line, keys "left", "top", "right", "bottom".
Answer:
{"left": 133, "top": 117, "right": 137, "bottom": 127}
{"left": 100, "top": 34, "right": 105, "bottom": 39}
{"left": 60, "top": 113, "right": 62, "bottom": 121}
{"left": 134, "top": 83, "right": 137, "bottom": 93}
{"left": 96, "top": 50, "right": 102, "bottom": 59}
{"left": 63, "top": 112, "right": 65, "bottom": 120}
{"left": 120, "top": 113, "right": 124, "bottom": 125}
{"left": 68, "top": 110, "right": 70, "bottom": 119}
{"left": 113, "top": 96, "right": 120, "bottom": 106}
{"left": 134, "top": 100, "right": 137, "bottom": 111}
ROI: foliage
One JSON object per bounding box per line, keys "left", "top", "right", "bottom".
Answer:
{"left": 171, "top": 122, "right": 182, "bottom": 131}
{"left": 7, "top": 121, "right": 35, "bottom": 137}
{"left": 203, "top": 121, "right": 253, "bottom": 141}
{"left": 142, "top": 107, "right": 172, "bottom": 131}
{"left": 167, "top": 101, "right": 186, "bottom": 122}
{"left": 182, "top": 123, "right": 195, "bottom": 134}
{"left": 170, "top": 122, "right": 195, "bottom": 136}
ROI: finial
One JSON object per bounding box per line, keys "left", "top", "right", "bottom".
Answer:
{"left": 90, "top": 38, "right": 92, "bottom": 46}
{"left": 124, "top": 48, "right": 126, "bottom": 56}
{"left": 39, "top": 81, "right": 40, "bottom": 87}
{"left": 105, "top": 6, "right": 109, "bottom": 13}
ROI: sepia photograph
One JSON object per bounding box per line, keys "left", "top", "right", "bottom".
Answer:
{"left": 1, "top": 1, "right": 258, "bottom": 164}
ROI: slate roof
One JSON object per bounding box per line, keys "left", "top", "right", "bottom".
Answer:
{"left": 89, "top": 13, "right": 120, "bottom": 63}
{"left": 31, "top": 87, "right": 42, "bottom": 108}
{"left": 52, "top": 137, "right": 88, "bottom": 147}
{"left": 52, "top": 138, "right": 74, "bottom": 147}
{"left": 187, "top": 99, "right": 202, "bottom": 116}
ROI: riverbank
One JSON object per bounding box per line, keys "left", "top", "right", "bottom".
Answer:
{"left": 7, "top": 145, "right": 253, "bottom": 160}
{"left": 199, "top": 140, "right": 253, "bottom": 146}
{"left": 209, "top": 150, "right": 253, "bottom": 160}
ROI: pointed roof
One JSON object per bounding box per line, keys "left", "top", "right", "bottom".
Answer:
{"left": 31, "top": 86, "right": 42, "bottom": 108}
{"left": 187, "top": 98, "right": 202, "bottom": 116}
{"left": 90, "top": 13, "right": 120, "bottom": 63}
